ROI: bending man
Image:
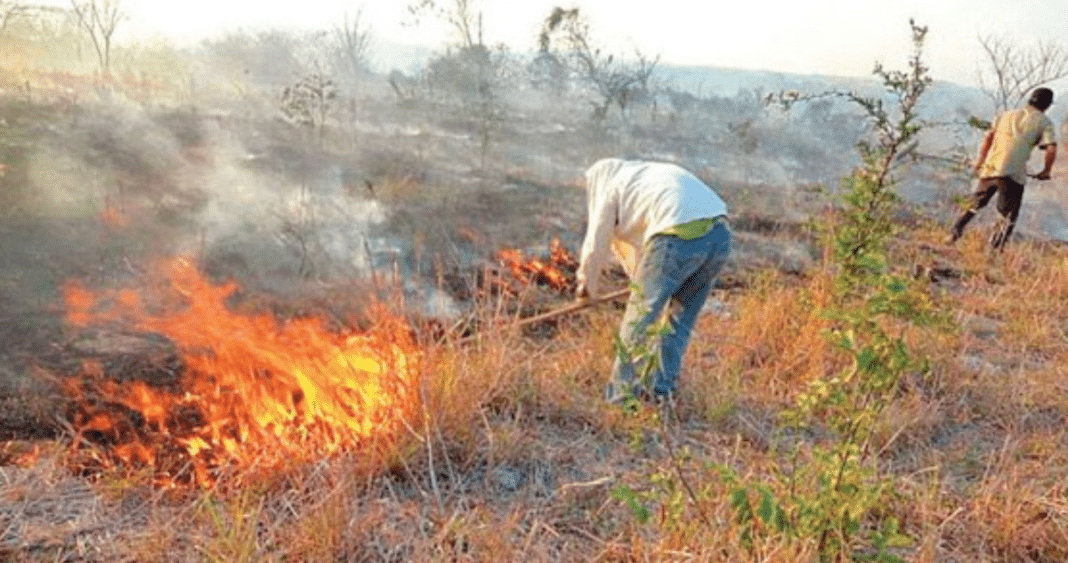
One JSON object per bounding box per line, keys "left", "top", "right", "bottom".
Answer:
{"left": 576, "top": 158, "right": 731, "bottom": 404}
{"left": 948, "top": 87, "right": 1057, "bottom": 249}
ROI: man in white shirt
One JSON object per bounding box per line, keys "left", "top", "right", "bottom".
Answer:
{"left": 948, "top": 87, "right": 1057, "bottom": 249}
{"left": 576, "top": 158, "right": 731, "bottom": 404}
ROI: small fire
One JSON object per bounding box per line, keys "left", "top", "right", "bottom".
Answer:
{"left": 494, "top": 238, "right": 578, "bottom": 294}
{"left": 61, "top": 257, "right": 420, "bottom": 486}
{"left": 100, "top": 194, "right": 129, "bottom": 229}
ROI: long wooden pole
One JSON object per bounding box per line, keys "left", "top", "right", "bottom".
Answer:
{"left": 509, "top": 288, "right": 630, "bottom": 329}
{"left": 447, "top": 288, "right": 630, "bottom": 344}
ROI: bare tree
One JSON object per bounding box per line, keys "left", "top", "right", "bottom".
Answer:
{"left": 407, "top": 0, "right": 482, "bottom": 49}
{"left": 407, "top": 0, "right": 509, "bottom": 171}
{"left": 977, "top": 34, "right": 1068, "bottom": 111}
{"left": 538, "top": 7, "right": 659, "bottom": 122}
{"left": 334, "top": 8, "right": 374, "bottom": 86}
{"left": 406, "top": 0, "right": 496, "bottom": 103}
{"left": 70, "top": 0, "right": 124, "bottom": 72}
{"left": 0, "top": 1, "right": 28, "bottom": 40}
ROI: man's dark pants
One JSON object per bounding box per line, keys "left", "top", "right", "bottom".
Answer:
{"left": 949, "top": 176, "right": 1024, "bottom": 249}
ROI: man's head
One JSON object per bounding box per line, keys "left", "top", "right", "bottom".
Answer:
{"left": 1028, "top": 87, "right": 1054, "bottom": 111}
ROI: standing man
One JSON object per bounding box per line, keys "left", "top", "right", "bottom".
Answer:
{"left": 576, "top": 158, "right": 731, "bottom": 404}
{"left": 948, "top": 87, "right": 1057, "bottom": 249}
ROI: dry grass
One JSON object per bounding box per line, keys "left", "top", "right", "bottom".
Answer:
{"left": 10, "top": 221, "right": 1068, "bottom": 562}
{"left": 4, "top": 50, "right": 1068, "bottom": 561}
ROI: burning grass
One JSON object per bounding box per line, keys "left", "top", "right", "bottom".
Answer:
{"left": 57, "top": 256, "right": 421, "bottom": 487}
{"left": 38, "top": 231, "right": 595, "bottom": 493}
{"left": 493, "top": 237, "right": 579, "bottom": 295}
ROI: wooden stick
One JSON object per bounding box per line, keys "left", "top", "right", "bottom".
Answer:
{"left": 510, "top": 288, "right": 630, "bottom": 329}
{"left": 447, "top": 288, "right": 630, "bottom": 344}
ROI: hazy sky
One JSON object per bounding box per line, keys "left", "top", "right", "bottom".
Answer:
{"left": 52, "top": 0, "right": 1068, "bottom": 88}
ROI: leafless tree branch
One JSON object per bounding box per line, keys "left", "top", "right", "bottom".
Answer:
{"left": 0, "top": 1, "right": 30, "bottom": 39}
{"left": 977, "top": 34, "right": 1068, "bottom": 111}
{"left": 538, "top": 7, "right": 659, "bottom": 122}
{"left": 69, "top": 0, "right": 125, "bottom": 72}
{"left": 407, "top": 0, "right": 482, "bottom": 49}
{"left": 334, "top": 8, "right": 374, "bottom": 83}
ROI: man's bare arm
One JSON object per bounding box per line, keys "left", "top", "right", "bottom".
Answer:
{"left": 1035, "top": 142, "right": 1057, "bottom": 180}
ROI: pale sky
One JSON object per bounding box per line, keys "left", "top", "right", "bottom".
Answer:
{"left": 47, "top": 0, "right": 1068, "bottom": 89}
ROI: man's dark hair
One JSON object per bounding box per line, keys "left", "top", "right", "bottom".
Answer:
{"left": 1028, "top": 87, "right": 1054, "bottom": 111}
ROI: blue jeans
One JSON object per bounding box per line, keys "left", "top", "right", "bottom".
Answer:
{"left": 605, "top": 221, "right": 732, "bottom": 402}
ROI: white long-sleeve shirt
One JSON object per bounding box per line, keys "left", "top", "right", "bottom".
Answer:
{"left": 578, "top": 158, "right": 728, "bottom": 297}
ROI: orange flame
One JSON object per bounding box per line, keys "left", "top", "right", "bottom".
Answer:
{"left": 100, "top": 194, "right": 129, "bottom": 229}
{"left": 61, "top": 257, "right": 420, "bottom": 486}
{"left": 494, "top": 237, "right": 578, "bottom": 293}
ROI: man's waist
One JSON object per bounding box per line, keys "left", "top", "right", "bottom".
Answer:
{"left": 978, "top": 175, "right": 1026, "bottom": 188}
{"left": 657, "top": 215, "right": 727, "bottom": 240}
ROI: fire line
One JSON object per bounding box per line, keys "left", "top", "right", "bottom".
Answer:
{"left": 60, "top": 256, "right": 421, "bottom": 487}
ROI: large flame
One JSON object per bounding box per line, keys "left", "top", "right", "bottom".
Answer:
{"left": 61, "top": 257, "right": 420, "bottom": 486}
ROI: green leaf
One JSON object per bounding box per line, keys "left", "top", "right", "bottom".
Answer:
{"left": 612, "top": 486, "right": 651, "bottom": 524}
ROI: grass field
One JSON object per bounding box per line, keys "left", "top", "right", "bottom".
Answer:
{"left": 2, "top": 26, "right": 1068, "bottom": 561}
